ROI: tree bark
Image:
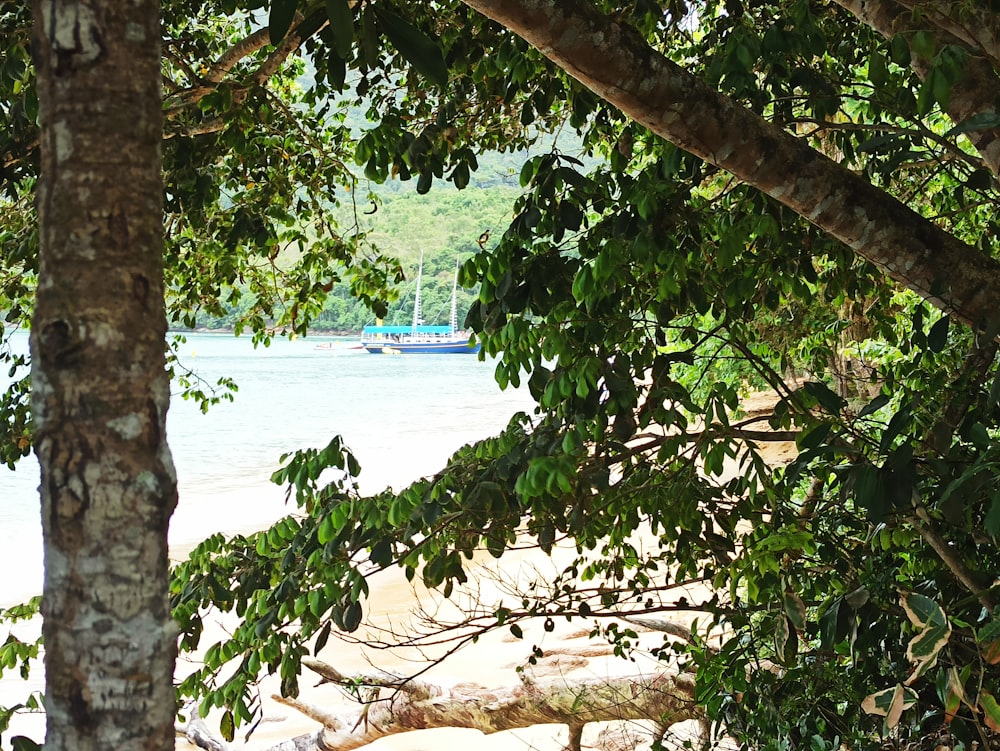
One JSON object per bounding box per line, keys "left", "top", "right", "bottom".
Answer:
{"left": 459, "top": 0, "right": 1000, "bottom": 333}
{"left": 206, "top": 659, "right": 701, "bottom": 751}
{"left": 832, "top": 0, "right": 1000, "bottom": 178}
{"left": 30, "top": 2, "right": 177, "bottom": 750}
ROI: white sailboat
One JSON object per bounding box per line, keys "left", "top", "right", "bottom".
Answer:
{"left": 360, "top": 256, "right": 481, "bottom": 354}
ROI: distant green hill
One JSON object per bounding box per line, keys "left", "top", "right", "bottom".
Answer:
{"left": 184, "top": 180, "right": 523, "bottom": 333}
{"left": 331, "top": 182, "right": 522, "bottom": 330}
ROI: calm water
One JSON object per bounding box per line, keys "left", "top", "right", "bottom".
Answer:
{"left": 0, "top": 331, "right": 534, "bottom": 604}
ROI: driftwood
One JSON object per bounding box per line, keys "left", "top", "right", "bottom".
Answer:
{"left": 292, "top": 657, "right": 700, "bottom": 750}
{"left": 181, "top": 657, "right": 704, "bottom": 751}
{"left": 177, "top": 704, "right": 229, "bottom": 751}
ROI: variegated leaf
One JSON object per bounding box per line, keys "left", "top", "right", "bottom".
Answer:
{"left": 783, "top": 591, "right": 806, "bottom": 632}
{"left": 862, "top": 684, "right": 917, "bottom": 728}
{"left": 900, "top": 592, "right": 951, "bottom": 684}
{"left": 944, "top": 667, "right": 965, "bottom": 724}
{"left": 981, "top": 691, "right": 1000, "bottom": 732}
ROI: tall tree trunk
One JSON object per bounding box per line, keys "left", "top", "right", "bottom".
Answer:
{"left": 30, "top": 3, "right": 177, "bottom": 750}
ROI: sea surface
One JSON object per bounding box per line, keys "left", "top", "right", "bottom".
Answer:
{"left": 0, "top": 331, "right": 535, "bottom": 605}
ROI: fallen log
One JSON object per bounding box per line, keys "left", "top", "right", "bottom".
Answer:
{"left": 260, "top": 657, "right": 704, "bottom": 751}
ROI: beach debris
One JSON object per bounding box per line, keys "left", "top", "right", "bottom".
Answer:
{"left": 264, "top": 657, "right": 703, "bottom": 751}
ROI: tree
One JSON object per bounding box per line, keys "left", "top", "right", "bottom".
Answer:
{"left": 3, "top": 1, "right": 406, "bottom": 748}
{"left": 28, "top": 1, "right": 177, "bottom": 750}
{"left": 10, "top": 0, "right": 1000, "bottom": 749}
{"left": 168, "top": 2, "right": 1000, "bottom": 750}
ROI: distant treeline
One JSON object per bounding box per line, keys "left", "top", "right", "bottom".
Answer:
{"left": 185, "top": 181, "right": 524, "bottom": 333}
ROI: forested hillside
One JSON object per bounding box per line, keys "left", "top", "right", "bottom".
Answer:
{"left": 182, "top": 154, "right": 529, "bottom": 333}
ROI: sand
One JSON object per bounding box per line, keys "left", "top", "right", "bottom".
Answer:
{"left": 1, "top": 390, "right": 795, "bottom": 750}
{"left": 174, "top": 536, "right": 711, "bottom": 751}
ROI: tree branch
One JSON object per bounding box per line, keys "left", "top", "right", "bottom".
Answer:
{"left": 267, "top": 661, "right": 701, "bottom": 751}
{"left": 832, "top": 0, "right": 1000, "bottom": 178}
{"left": 459, "top": 0, "right": 1000, "bottom": 333}
{"left": 163, "top": 12, "right": 325, "bottom": 136}
{"left": 912, "top": 505, "right": 997, "bottom": 610}
{"left": 893, "top": 0, "right": 1000, "bottom": 68}
{"left": 206, "top": 27, "right": 273, "bottom": 85}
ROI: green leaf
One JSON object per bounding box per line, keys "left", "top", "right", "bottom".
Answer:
{"left": 220, "top": 709, "right": 235, "bottom": 742}
{"left": 966, "top": 168, "right": 993, "bottom": 190}
{"left": 889, "top": 34, "right": 911, "bottom": 66}
{"left": 369, "top": 538, "right": 393, "bottom": 568}
{"left": 313, "top": 622, "right": 332, "bottom": 655}
{"left": 783, "top": 591, "right": 807, "bottom": 631}
{"left": 519, "top": 158, "right": 535, "bottom": 187}
{"left": 985, "top": 492, "right": 1000, "bottom": 537}
{"left": 966, "top": 421, "right": 990, "bottom": 450}
{"left": 880, "top": 407, "right": 912, "bottom": 452}
{"left": 797, "top": 421, "right": 832, "bottom": 451}
{"left": 946, "top": 111, "right": 1000, "bottom": 136}
{"left": 932, "top": 66, "right": 952, "bottom": 110}
{"left": 416, "top": 170, "right": 433, "bottom": 194}
{"left": 803, "top": 381, "right": 845, "bottom": 414}
{"left": 509, "top": 623, "right": 523, "bottom": 639}
{"left": 326, "top": 0, "right": 354, "bottom": 58}
{"left": 910, "top": 30, "right": 936, "bottom": 60}
{"left": 342, "top": 601, "right": 363, "bottom": 632}
{"left": 868, "top": 51, "right": 888, "bottom": 87}
{"left": 451, "top": 161, "right": 471, "bottom": 190}
{"left": 858, "top": 393, "right": 890, "bottom": 418}
{"left": 326, "top": 49, "right": 347, "bottom": 90}
{"left": 820, "top": 598, "right": 842, "bottom": 650}
{"left": 917, "top": 73, "right": 937, "bottom": 116}
{"left": 374, "top": 6, "right": 448, "bottom": 87}
{"left": 851, "top": 463, "right": 885, "bottom": 520}
{"left": 317, "top": 514, "right": 335, "bottom": 544}
{"left": 927, "top": 316, "right": 949, "bottom": 353}
{"left": 269, "top": 0, "right": 299, "bottom": 46}
{"left": 361, "top": 5, "right": 379, "bottom": 68}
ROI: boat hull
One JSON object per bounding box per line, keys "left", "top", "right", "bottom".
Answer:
{"left": 361, "top": 339, "right": 481, "bottom": 354}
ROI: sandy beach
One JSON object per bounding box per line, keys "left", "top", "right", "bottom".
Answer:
{"left": 0, "top": 379, "right": 794, "bottom": 750}
{"left": 0, "top": 529, "right": 700, "bottom": 751}
{"left": 172, "top": 531, "right": 712, "bottom": 751}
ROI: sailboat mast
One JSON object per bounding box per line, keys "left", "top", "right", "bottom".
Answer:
{"left": 450, "top": 258, "right": 459, "bottom": 334}
{"left": 412, "top": 252, "right": 423, "bottom": 333}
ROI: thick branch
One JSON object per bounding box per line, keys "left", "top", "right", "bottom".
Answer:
{"left": 177, "top": 714, "right": 229, "bottom": 751}
{"left": 163, "top": 13, "right": 322, "bottom": 134}
{"left": 271, "top": 663, "right": 701, "bottom": 751}
{"left": 460, "top": 0, "right": 1000, "bottom": 332}
{"left": 622, "top": 616, "right": 698, "bottom": 645}
{"left": 302, "top": 657, "right": 437, "bottom": 701}
{"left": 206, "top": 27, "right": 272, "bottom": 84}
{"left": 832, "top": 0, "right": 1000, "bottom": 177}
{"left": 163, "top": 28, "right": 273, "bottom": 112}
{"left": 893, "top": 0, "right": 1000, "bottom": 68}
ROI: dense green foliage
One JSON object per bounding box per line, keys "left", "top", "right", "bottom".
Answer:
{"left": 169, "top": 3, "right": 1000, "bottom": 750}
{"left": 8, "top": 1, "right": 1000, "bottom": 750}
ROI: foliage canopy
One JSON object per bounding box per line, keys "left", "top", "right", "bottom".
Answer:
{"left": 8, "top": 0, "right": 1000, "bottom": 749}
